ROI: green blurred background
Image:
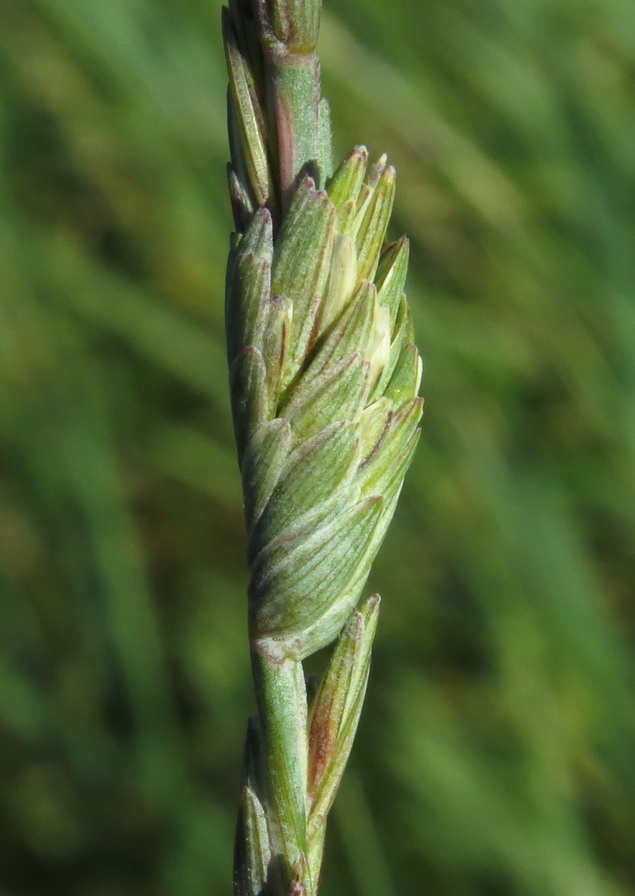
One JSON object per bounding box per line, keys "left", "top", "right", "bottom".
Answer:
{"left": 1, "top": 0, "right": 635, "bottom": 893}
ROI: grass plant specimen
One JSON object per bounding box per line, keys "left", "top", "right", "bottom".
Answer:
{"left": 3, "top": 1, "right": 635, "bottom": 894}
{"left": 223, "top": 0, "right": 422, "bottom": 892}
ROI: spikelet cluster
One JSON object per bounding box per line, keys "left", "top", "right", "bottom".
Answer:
{"left": 226, "top": 146, "right": 423, "bottom": 662}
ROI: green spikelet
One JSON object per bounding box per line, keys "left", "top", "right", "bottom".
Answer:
{"left": 224, "top": 1, "right": 423, "bottom": 893}
{"left": 228, "top": 154, "right": 423, "bottom": 664}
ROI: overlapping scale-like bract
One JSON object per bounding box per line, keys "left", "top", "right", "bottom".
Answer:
{"left": 226, "top": 146, "right": 423, "bottom": 662}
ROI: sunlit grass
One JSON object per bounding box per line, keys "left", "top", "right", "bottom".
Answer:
{"left": 1, "top": 0, "right": 634, "bottom": 893}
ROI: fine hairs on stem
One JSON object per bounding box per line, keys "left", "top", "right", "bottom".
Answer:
{"left": 223, "top": 1, "right": 423, "bottom": 892}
